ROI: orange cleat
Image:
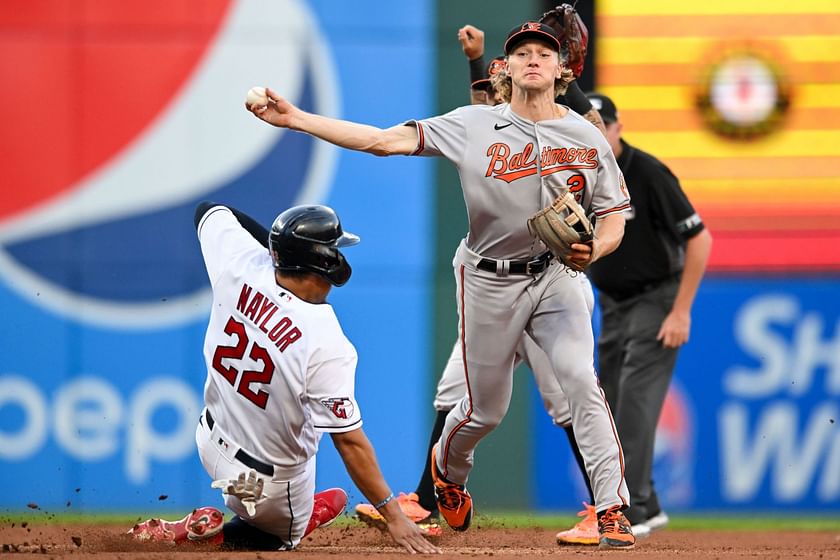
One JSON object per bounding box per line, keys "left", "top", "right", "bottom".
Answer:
{"left": 597, "top": 505, "right": 635, "bottom": 549}
{"left": 355, "top": 492, "right": 443, "bottom": 537}
{"left": 430, "top": 444, "right": 473, "bottom": 531}
{"left": 555, "top": 502, "right": 599, "bottom": 545}
{"left": 129, "top": 506, "right": 225, "bottom": 545}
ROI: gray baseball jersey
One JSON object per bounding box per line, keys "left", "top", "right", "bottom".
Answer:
{"left": 411, "top": 103, "right": 629, "bottom": 259}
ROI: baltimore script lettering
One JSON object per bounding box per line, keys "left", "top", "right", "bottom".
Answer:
{"left": 485, "top": 143, "right": 598, "bottom": 183}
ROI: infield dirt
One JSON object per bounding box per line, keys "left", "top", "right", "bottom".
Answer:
{"left": 2, "top": 520, "right": 840, "bottom": 559}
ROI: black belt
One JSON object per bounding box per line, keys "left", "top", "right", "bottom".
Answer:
{"left": 477, "top": 251, "right": 553, "bottom": 275}
{"left": 203, "top": 409, "right": 274, "bottom": 476}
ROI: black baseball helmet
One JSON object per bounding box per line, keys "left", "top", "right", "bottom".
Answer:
{"left": 269, "top": 205, "right": 360, "bottom": 287}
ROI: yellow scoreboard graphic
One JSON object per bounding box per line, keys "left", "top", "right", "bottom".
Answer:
{"left": 596, "top": 0, "right": 840, "bottom": 272}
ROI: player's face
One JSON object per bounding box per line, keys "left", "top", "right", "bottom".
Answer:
{"left": 507, "top": 41, "right": 561, "bottom": 93}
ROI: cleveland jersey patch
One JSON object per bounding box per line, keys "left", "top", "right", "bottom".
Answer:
{"left": 320, "top": 397, "right": 355, "bottom": 420}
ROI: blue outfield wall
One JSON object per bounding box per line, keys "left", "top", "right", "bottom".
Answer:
{"left": 534, "top": 276, "right": 840, "bottom": 512}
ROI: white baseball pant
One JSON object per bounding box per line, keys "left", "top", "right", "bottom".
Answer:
{"left": 195, "top": 409, "right": 315, "bottom": 548}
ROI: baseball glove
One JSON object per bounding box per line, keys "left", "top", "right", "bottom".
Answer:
{"left": 527, "top": 192, "right": 594, "bottom": 271}
{"left": 539, "top": 3, "right": 589, "bottom": 78}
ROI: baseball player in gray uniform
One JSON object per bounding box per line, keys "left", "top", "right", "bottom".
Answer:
{"left": 353, "top": 35, "right": 601, "bottom": 538}
{"left": 246, "top": 21, "right": 635, "bottom": 549}
{"left": 130, "top": 202, "right": 438, "bottom": 554}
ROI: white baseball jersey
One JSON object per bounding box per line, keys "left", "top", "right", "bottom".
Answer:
{"left": 197, "top": 206, "right": 362, "bottom": 473}
{"left": 411, "top": 103, "right": 629, "bottom": 259}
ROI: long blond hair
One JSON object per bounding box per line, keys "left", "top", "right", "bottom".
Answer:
{"left": 490, "top": 63, "right": 574, "bottom": 103}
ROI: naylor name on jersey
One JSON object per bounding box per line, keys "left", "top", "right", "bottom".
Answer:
{"left": 235, "top": 283, "right": 302, "bottom": 352}
{"left": 485, "top": 143, "right": 598, "bottom": 183}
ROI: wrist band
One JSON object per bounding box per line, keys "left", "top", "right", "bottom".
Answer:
{"left": 374, "top": 493, "right": 394, "bottom": 510}
{"left": 469, "top": 55, "right": 487, "bottom": 86}
{"left": 564, "top": 80, "right": 593, "bottom": 115}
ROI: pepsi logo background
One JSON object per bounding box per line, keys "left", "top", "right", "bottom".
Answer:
{"left": 0, "top": 0, "right": 436, "bottom": 513}
{"left": 0, "top": 0, "right": 339, "bottom": 327}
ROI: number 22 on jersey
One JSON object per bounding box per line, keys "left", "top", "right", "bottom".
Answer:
{"left": 212, "top": 316, "right": 273, "bottom": 409}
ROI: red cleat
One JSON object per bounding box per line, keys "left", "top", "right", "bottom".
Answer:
{"left": 129, "top": 506, "right": 224, "bottom": 545}
{"left": 304, "top": 488, "right": 348, "bottom": 536}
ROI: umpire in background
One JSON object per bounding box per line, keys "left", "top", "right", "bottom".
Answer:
{"left": 585, "top": 93, "right": 713, "bottom": 536}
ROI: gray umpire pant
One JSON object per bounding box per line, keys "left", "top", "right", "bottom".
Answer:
{"left": 596, "top": 276, "right": 680, "bottom": 525}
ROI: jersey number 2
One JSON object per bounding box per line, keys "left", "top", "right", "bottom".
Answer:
{"left": 212, "top": 317, "right": 273, "bottom": 409}
{"left": 567, "top": 174, "right": 586, "bottom": 203}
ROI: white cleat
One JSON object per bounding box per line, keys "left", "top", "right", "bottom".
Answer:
{"left": 645, "top": 511, "right": 670, "bottom": 531}
{"left": 631, "top": 522, "right": 651, "bottom": 539}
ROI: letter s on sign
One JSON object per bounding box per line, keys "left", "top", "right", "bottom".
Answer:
{"left": 724, "top": 295, "right": 797, "bottom": 398}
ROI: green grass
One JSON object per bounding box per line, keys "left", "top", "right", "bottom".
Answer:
{"left": 471, "top": 511, "right": 840, "bottom": 531}
{"left": 3, "top": 510, "right": 839, "bottom": 532}
{"left": 1, "top": 512, "right": 143, "bottom": 525}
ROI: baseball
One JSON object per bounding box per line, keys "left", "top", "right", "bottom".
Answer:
{"left": 246, "top": 86, "right": 268, "bottom": 108}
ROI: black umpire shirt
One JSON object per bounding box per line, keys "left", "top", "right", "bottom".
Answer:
{"left": 587, "top": 139, "right": 705, "bottom": 301}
